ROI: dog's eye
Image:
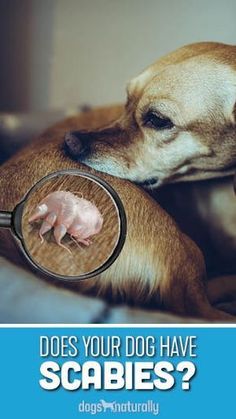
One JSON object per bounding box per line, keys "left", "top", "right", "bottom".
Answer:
{"left": 143, "top": 111, "right": 174, "bottom": 130}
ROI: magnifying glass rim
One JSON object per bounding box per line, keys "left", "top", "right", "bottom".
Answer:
{"left": 13, "top": 169, "right": 127, "bottom": 282}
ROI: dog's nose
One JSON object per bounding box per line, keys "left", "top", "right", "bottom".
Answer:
{"left": 64, "top": 131, "right": 90, "bottom": 160}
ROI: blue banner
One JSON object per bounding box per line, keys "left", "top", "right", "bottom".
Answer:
{"left": 0, "top": 327, "right": 235, "bottom": 418}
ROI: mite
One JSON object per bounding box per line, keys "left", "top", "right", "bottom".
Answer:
{"left": 28, "top": 191, "right": 103, "bottom": 252}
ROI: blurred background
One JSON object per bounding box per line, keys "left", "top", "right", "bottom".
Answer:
{"left": 0, "top": 0, "right": 236, "bottom": 112}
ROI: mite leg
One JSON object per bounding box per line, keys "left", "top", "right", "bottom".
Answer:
{"left": 53, "top": 224, "right": 71, "bottom": 253}
{"left": 29, "top": 203, "right": 48, "bottom": 223}
{"left": 70, "top": 235, "right": 83, "bottom": 250}
{"left": 77, "top": 237, "right": 92, "bottom": 246}
{"left": 39, "top": 212, "right": 57, "bottom": 243}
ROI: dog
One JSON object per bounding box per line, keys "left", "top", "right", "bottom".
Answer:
{"left": 63, "top": 41, "right": 236, "bottom": 307}
{"left": 0, "top": 42, "right": 235, "bottom": 321}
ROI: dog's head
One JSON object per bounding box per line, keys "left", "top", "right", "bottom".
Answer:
{"left": 65, "top": 42, "right": 236, "bottom": 188}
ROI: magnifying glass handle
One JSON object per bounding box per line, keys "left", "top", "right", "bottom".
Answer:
{"left": 0, "top": 211, "right": 12, "bottom": 228}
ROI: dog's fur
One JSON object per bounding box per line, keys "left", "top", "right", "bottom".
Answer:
{"left": 0, "top": 42, "right": 236, "bottom": 321}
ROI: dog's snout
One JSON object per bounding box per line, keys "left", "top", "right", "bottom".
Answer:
{"left": 64, "top": 131, "right": 91, "bottom": 160}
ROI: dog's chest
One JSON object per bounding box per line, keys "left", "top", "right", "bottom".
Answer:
{"left": 154, "top": 177, "right": 236, "bottom": 276}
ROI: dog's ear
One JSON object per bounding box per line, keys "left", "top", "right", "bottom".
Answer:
{"left": 127, "top": 68, "right": 154, "bottom": 100}
{"left": 225, "top": 85, "right": 236, "bottom": 124}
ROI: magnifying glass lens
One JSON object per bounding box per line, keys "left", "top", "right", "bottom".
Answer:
{"left": 18, "top": 171, "right": 125, "bottom": 280}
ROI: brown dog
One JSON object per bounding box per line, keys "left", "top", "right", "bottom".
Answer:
{"left": 63, "top": 41, "right": 236, "bottom": 312}
{"left": 0, "top": 43, "right": 235, "bottom": 321}
{"left": 0, "top": 106, "right": 234, "bottom": 321}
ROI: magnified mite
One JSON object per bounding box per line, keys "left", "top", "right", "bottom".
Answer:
{"left": 28, "top": 190, "right": 103, "bottom": 253}
{"left": 0, "top": 170, "right": 126, "bottom": 280}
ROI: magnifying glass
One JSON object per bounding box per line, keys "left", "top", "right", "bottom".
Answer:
{"left": 0, "top": 170, "right": 126, "bottom": 281}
